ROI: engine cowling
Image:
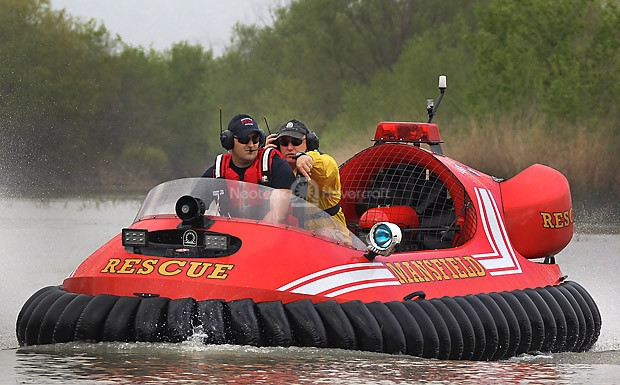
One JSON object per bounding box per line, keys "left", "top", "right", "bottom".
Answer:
{"left": 500, "top": 164, "right": 573, "bottom": 259}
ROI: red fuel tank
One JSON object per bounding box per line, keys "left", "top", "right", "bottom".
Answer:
{"left": 500, "top": 164, "right": 574, "bottom": 259}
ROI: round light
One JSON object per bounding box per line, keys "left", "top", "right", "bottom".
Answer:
{"left": 367, "top": 222, "right": 402, "bottom": 254}
{"left": 374, "top": 224, "right": 394, "bottom": 248}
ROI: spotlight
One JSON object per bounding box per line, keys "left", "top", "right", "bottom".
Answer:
{"left": 365, "top": 222, "right": 402, "bottom": 260}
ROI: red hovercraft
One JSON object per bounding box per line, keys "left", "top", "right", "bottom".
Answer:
{"left": 17, "top": 77, "right": 601, "bottom": 361}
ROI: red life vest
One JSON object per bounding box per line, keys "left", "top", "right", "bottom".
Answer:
{"left": 212, "top": 148, "right": 279, "bottom": 216}
{"left": 213, "top": 147, "right": 276, "bottom": 185}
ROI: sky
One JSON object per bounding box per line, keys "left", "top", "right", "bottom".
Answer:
{"left": 49, "top": 0, "right": 291, "bottom": 56}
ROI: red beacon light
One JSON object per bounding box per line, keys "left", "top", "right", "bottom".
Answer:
{"left": 373, "top": 122, "right": 442, "bottom": 144}
{"left": 372, "top": 75, "right": 447, "bottom": 155}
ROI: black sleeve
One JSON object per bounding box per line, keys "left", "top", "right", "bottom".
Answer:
{"left": 202, "top": 165, "right": 215, "bottom": 178}
{"left": 270, "top": 155, "right": 296, "bottom": 189}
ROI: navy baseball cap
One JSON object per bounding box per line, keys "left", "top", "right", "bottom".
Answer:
{"left": 276, "top": 119, "right": 309, "bottom": 139}
{"left": 228, "top": 114, "right": 260, "bottom": 138}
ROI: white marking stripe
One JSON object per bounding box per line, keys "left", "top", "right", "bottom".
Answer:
{"left": 483, "top": 188, "right": 521, "bottom": 273}
{"left": 477, "top": 189, "right": 512, "bottom": 268}
{"left": 472, "top": 188, "right": 500, "bottom": 259}
{"left": 262, "top": 148, "right": 272, "bottom": 172}
{"left": 277, "top": 262, "right": 386, "bottom": 292}
{"left": 326, "top": 281, "right": 402, "bottom": 297}
{"left": 472, "top": 187, "right": 522, "bottom": 276}
{"left": 290, "top": 269, "right": 397, "bottom": 296}
{"left": 278, "top": 187, "right": 523, "bottom": 297}
{"left": 214, "top": 154, "right": 223, "bottom": 178}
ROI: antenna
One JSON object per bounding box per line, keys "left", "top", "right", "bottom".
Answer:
{"left": 263, "top": 116, "right": 272, "bottom": 134}
{"left": 427, "top": 75, "right": 447, "bottom": 124}
{"left": 219, "top": 108, "right": 223, "bottom": 133}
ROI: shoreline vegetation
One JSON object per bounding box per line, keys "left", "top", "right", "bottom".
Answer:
{"left": 1, "top": 0, "right": 618, "bottom": 220}
{"left": 1, "top": 192, "right": 616, "bottom": 235}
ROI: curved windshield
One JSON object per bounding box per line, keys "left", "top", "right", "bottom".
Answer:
{"left": 135, "top": 178, "right": 365, "bottom": 248}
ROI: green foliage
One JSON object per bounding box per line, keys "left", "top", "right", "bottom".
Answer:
{"left": 328, "top": 11, "right": 477, "bottom": 145}
{"left": 471, "top": 0, "right": 620, "bottom": 122}
{"left": 1, "top": 0, "right": 619, "bottom": 200}
{"left": 119, "top": 144, "right": 169, "bottom": 183}
{"left": 0, "top": 0, "right": 120, "bottom": 191}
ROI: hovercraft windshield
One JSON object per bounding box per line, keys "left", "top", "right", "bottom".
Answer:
{"left": 133, "top": 178, "right": 366, "bottom": 250}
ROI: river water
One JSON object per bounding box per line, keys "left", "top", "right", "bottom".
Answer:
{"left": 1, "top": 197, "right": 619, "bottom": 384}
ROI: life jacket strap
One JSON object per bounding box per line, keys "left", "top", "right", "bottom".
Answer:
{"left": 323, "top": 201, "right": 341, "bottom": 217}
{"left": 214, "top": 154, "right": 224, "bottom": 178}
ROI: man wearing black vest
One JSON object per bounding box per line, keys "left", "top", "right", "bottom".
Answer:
{"left": 203, "top": 114, "right": 295, "bottom": 223}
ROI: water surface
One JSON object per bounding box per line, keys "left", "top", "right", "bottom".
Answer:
{"left": 1, "top": 198, "right": 618, "bottom": 384}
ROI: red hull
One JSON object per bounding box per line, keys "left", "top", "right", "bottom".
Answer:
{"left": 63, "top": 143, "right": 568, "bottom": 304}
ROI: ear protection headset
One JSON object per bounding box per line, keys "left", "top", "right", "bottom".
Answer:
{"left": 306, "top": 130, "right": 319, "bottom": 151}
{"left": 220, "top": 113, "right": 266, "bottom": 151}
{"left": 219, "top": 129, "right": 234, "bottom": 151}
{"left": 258, "top": 129, "right": 266, "bottom": 147}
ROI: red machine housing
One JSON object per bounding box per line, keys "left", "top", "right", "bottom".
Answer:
{"left": 501, "top": 164, "right": 574, "bottom": 259}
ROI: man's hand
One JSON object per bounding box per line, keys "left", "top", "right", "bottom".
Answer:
{"left": 296, "top": 154, "right": 314, "bottom": 180}
{"left": 265, "top": 133, "right": 279, "bottom": 149}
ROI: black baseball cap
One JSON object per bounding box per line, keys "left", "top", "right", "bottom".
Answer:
{"left": 275, "top": 119, "right": 309, "bottom": 140}
{"left": 228, "top": 114, "right": 260, "bottom": 138}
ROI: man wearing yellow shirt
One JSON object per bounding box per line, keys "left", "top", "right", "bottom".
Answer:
{"left": 266, "top": 119, "right": 348, "bottom": 237}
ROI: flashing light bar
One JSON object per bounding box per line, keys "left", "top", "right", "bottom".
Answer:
{"left": 122, "top": 229, "right": 148, "bottom": 247}
{"left": 204, "top": 234, "right": 229, "bottom": 251}
{"left": 373, "top": 122, "right": 442, "bottom": 144}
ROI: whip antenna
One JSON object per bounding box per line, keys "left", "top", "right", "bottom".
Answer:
{"left": 263, "top": 116, "right": 272, "bottom": 134}
{"left": 219, "top": 108, "right": 223, "bottom": 133}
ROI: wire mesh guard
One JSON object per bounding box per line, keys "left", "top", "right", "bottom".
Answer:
{"left": 340, "top": 143, "right": 477, "bottom": 252}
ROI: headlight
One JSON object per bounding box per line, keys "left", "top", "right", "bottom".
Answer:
{"left": 366, "top": 222, "right": 402, "bottom": 258}
{"left": 122, "top": 228, "right": 148, "bottom": 247}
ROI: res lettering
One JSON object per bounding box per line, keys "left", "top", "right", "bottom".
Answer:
{"left": 540, "top": 208, "right": 573, "bottom": 229}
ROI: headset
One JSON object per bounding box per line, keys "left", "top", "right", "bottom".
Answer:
{"left": 306, "top": 130, "right": 320, "bottom": 151}
{"left": 219, "top": 129, "right": 235, "bottom": 151}
{"left": 219, "top": 111, "right": 266, "bottom": 150}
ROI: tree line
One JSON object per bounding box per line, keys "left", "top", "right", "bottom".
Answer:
{"left": 1, "top": 0, "right": 618, "bottom": 209}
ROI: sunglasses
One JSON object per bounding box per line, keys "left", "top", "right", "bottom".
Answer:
{"left": 279, "top": 137, "right": 305, "bottom": 147}
{"left": 235, "top": 134, "right": 261, "bottom": 144}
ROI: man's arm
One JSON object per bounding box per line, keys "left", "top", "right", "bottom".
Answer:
{"left": 202, "top": 165, "right": 215, "bottom": 178}
{"left": 298, "top": 151, "right": 339, "bottom": 185}
{"left": 270, "top": 155, "right": 296, "bottom": 188}
{"left": 262, "top": 188, "right": 292, "bottom": 223}
{"left": 260, "top": 154, "right": 295, "bottom": 223}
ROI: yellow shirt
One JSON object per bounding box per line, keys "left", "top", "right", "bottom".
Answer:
{"left": 298, "top": 150, "right": 347, "bottom": 229}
